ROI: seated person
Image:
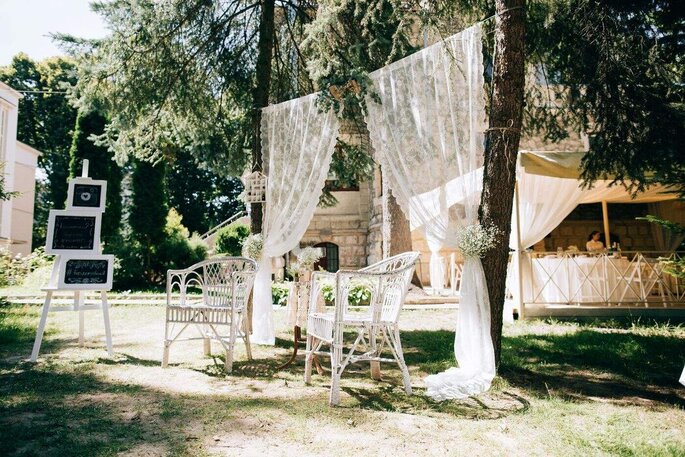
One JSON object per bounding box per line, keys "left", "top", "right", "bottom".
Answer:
{"left": 586, "top": 230, "right": 604, "bottom": 252}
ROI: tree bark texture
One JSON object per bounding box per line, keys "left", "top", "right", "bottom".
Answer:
{"left": 479, "top": 0, "right": 526, "bottom": 366}
{"left": 387, "top": 189, "right": 423, "bottom": 287}
{"left": 250, "top": 0, "right": 275, "bottom": 234}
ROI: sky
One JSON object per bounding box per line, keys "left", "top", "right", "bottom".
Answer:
{"left": 0, "top": 0, "right": 107, "bottom": 65}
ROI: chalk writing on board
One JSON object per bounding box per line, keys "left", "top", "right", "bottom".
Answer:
{"left": 72, "top": 184, "right": 102, "bottom": 208}
{"left": 51, "top": 215, "right": 97, "bottom": 250}
{"left": 63, "top": 259, "right": 109, "bottom": 285}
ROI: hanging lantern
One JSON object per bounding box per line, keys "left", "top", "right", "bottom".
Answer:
{"left": 241, "top": 171, "right": 267, "bottom": 203}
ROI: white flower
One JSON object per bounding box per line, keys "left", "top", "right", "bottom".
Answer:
{"left": 297, "top": 246, "right": 323, "bottom": 269}
{"left": 456, "top": 224, "right": 500, "bottom": 258}
{"left": 241, "top": 234, "right": 264, "bottom": 260}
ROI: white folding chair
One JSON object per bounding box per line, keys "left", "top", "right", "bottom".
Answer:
{"left": 304, "top": 252, "right": 420, "bottom": 405}
{"left": 162, "top": 257, "right": 257, "bottom": 373}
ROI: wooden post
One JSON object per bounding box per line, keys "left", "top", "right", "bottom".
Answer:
{"left": 514, "top": 181, "right": 525, "bottom": 320}
{"left": 602, "top": 200, "right": 611, "bottom": 247}
{"left": 30, "top": 291, "right": 53, "bottom": 362}
{"left": 101, "top": 291, "right": 114, "bottom": 356}
{"left": 77, "top": 291, "right": 85, "bottom": 346}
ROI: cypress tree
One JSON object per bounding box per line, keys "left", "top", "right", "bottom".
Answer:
{"left": 68, "top": 110, "right": 123, "bottom": 248}
{"left": 130, "top": 159, "right": 168, "bottom": 281}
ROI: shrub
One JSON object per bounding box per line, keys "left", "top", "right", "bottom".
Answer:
{"left": 272, "top": 282, "right": 290, "bottom": 306}
{"left": 113, "top": 209, "right": 208, "bottom": 289}
{"left": 0, "top": 247, "right": 54, "bottom": 288}
{"left": 320, "top": 283, "right": 371, "bottom": 306}
{"left": 215, "top": 223, "right": 250, "bottom": 255}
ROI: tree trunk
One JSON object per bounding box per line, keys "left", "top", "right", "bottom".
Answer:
{"left": 478, "top": 0, "right": 526, "bottom": 366}
{"left": 250, "top": 0, "right": 276, "bottom": 234}
{"left": 387, "top": 189, "right": 423, "bottom": 287}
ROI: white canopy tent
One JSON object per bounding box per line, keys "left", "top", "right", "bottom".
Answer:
{"left": 508, "top": 150, "right": 680, "bottom": 317}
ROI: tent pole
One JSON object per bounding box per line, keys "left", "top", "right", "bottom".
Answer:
{"left": 514, "top": 180, "right": 525, "bottom": 320}
{"left": 601, "top": 200, "right": 611, "bottom": 248}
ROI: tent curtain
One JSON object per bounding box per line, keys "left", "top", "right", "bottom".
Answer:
{"left": 252, "top": 93, "right": 340, "bottom": 345}
{"left": 365, "top": 23, "right": 495, "bottom": 400}
{"left": 648, "top": 200, "right": 685, "bottom": 251}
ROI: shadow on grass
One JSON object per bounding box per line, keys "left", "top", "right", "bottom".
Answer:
{"left": 399, "top": 326, "right": 685, "bottom": 407}
{"left": 341, "top": 385, "right": 530, "bottom": 419}
{"left": 499, "top": 329, "right": 685, "bottom": 407}
{"left": 0, "top": 364, "right": 195, "bottom": 456}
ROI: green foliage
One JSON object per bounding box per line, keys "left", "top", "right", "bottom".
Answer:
{"left": 524, "top": 0, "right": 684, "bottom": 194}
{"left": 155, "top": 210, "right": 208, "bottom": 273}
{"left": 272, "top": 282, "right": 290, "bottom": 306}
{"left": 167, "top": 150, "right": 245, "bottom": 235}
{"left": 215, "top": 223, "right": 250, "bottom": 256}
{"left": 113, "top": 209, "right": 207, "bottom": 289}
{"left": 0, "top": 162, "right": 19, "bottom": 201}
{"left": 0, "top": 54, "right": 78, "bottom": 247}
{"left": 62, "top": 0, "right": 272, "bottom": 174}
{"left": 130, "top": 159, "right": 168, "bottom": 248}
{"left": 303, "top": 0, "right": 416, "bottom": 206}
{"left": 320, "top": 283, "right": 372, "bottom": 306}
{"left": 124, "top": 159, "right": 168, "bottom": 285}
{"left": 303, "top": 0, "right": 416, "bottom": 117}
{"left": 68, "top": 110, "right": 124, "bottom": 246}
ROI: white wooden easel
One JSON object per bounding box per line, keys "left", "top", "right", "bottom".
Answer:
{"left": 30, "top": 159, "right": 115, "bottom": 361}
{"left": 30, "top": 268, "right": 114, "bottom": 361}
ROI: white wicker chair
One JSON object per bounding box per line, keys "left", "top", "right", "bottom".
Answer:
{"left": 304, "top": 252, "right": 420, "bottom": 405}
{"left": 162, "top": 257, "right": 257, "bottom": 373}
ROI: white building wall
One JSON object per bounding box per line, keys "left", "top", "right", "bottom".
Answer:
{"left": 0, "top": 82, "right": 22, "bottom": 241}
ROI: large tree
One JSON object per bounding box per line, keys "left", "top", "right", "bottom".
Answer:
{"left": 0, "top": 54, "right": 78, "bottom": 246}
{"left": 478, "top": 0, "right": 526, "bottom": 365}
{"left": 166, "top": 150, "right": 245, "bottom": 235}
{"left": 62, "top": 0, "right": 318, "bottom": 234}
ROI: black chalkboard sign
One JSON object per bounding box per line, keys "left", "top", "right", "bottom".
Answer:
{"left": 48, "top": 213, "right": 99, "bottom": 252}
{"left": 72, "top": 183, "right": 102, "bottom": 208}
{"left": 63, "top": 259, "right": 109, "bottom": 285}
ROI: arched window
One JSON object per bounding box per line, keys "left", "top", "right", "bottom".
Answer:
{"left": 314, "top": 242, "right": 339, "bottom": 272}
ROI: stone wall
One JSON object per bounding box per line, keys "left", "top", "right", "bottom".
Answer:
{"left": 301, "top": 182, "right": 370, "bottom": 269}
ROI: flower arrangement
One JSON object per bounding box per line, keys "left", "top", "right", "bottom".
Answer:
{"left": 241, "top": 234, "right": 263, "bottom": 260}
{"left": 456, "top": 224, "right": 500, "bottom": 258}
{"left": 567, "top": 245, "right": 579, "bottom": 253}
{"left": 297, "top": 246, "right": 323, "bottom": 270}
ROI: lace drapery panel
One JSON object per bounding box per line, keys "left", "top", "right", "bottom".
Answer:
{"left": 252, "top": 93, "right": 340, "bottom": 345}
{"left": 365, "top": 24, "right": 495, "bottom": 400}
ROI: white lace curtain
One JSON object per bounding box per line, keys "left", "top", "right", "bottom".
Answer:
{"left": 365, "top": 24, "right": 496, "bottom": 400}
{"left": 252, "top": 93, "right": 340, "bottom": 345}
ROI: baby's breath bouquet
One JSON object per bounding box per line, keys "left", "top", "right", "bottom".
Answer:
{"left": 456, "top": 224, "right": 500, "bottom": 258}
{"left": 297, "top": 246, "right": 323, "bottom": 270}
{"left": 241, "top": 234, "right": 264, "bottom": 260}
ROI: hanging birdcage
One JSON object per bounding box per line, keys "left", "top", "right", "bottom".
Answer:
{"left": 241, "top": 171, "right": 267, "bottom": 203}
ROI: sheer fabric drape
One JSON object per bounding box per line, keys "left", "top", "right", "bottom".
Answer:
{"left": 365, "top": 24, "right": 495, "bottom": 400}
{"left": 252, "top": 94, "right": 340, "bottom": 344}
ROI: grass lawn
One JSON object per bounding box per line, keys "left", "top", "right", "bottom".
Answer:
{"left": 0, "top": 303, "right": 683, "bottom": 456}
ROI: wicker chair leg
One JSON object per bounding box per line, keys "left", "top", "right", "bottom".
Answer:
{"left": 203, "top": 337, "right": 211, "bottom": 356}
{"left": 162, "top": 320, "right": 170, "bottom": 368}
{"left": 329, "top": 344, "right": 343, "bottom": 406}
{"left": 304, "top": 334, "right": 314, "bottom": 384}
{"left": 243, "top": 331, "right": 252, "bottom": 361}
{"left": 162, "top": 341, "right": 170, "bottom": 368}
{"left": 329, "top": 373, "right": 341, "bottom": 406}
{"left": 391, "top": 327, "right": 412, "bottom": 395}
